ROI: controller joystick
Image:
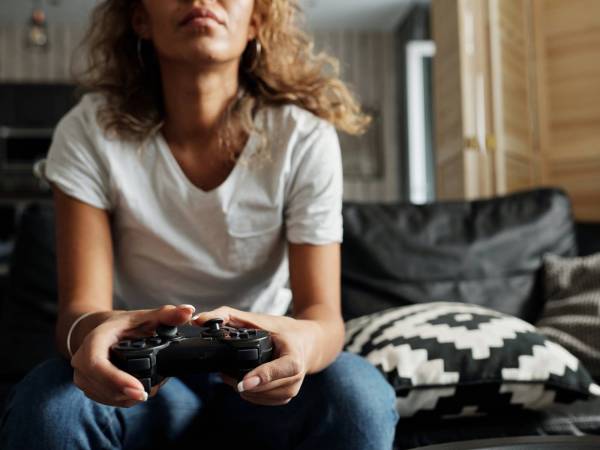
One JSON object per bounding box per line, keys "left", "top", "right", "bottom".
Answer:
{"left": 110, "top": 319, "right": 273, "bottom": 393}
{"left": 156, "top": 324, "right": 178, "bottom": 339}
{"left": 204, "top": 318, "right": 223, "bottom": 334}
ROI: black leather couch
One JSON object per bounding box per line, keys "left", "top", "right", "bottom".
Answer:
{"left": 1, "top": 187, "right": 599, "bottom": 449}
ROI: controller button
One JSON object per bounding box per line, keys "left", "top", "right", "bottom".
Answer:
{"left": 117, "top": 340, "right": 132, "bottom": 348}
{"left": 239, "top": 332, "right": 249, "bottom": 339}
{"left": 248, "top": 330, "right": 257, "bottom": 335}
{"left": 149, "top": 337, "right": 162, "bottom": 345}
{"left": 140, "top": 378, "right": 152, "bottom": 393}
{"left": 236, "top": 349, "right": 259, "bottom": 361}
{"left": 131, "top": 341, "right": 146, "bottom": 349}
{"left": 238, "top": 328, "right": 248, "bottom": 333}
{"left": 128, "top": 358, "right": 151, "bottom": 371}
{"left": 229, "top": 331, "right": 239, "bottom": 338}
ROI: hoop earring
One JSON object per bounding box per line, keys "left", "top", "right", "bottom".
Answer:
{"left": 247, "top": 39, "right": 262, "bottom": 72}
{"left": 137, "top": 37, "right": 145, "bottom": 70}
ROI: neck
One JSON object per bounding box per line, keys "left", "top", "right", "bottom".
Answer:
{"left": 159, "top": 59, "right": 241, "bottom": 147}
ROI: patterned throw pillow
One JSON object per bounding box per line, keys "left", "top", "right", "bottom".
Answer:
{"left": 536, "top": 253, "right": 600, "bottom": 380}
{"left": 344, "top": 302, "right": 600, "bottom": 419}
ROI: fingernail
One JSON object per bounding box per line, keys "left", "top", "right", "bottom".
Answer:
{"left": 237, "top": 376, "right": 261, "bottom": 393}
{"left": 178, "top": 304, "right": 196, "bottom": 313}
{"left": 124, "top": 387, "right": 148, "bottom": 402}
{"left": 191, "top": 312, "right": 202, "bottom": 321}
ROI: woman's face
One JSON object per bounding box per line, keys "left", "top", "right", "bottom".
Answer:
{"left": 133, "top": 0, "right": 257, "bottom": 67}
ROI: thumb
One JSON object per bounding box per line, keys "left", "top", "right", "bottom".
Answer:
{"left": 128, "top": 304, "right": 196, "bottom": 332}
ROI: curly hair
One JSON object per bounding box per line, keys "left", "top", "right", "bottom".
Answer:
{"left": 74, "top": 0, "right": 371, "bottom": 163}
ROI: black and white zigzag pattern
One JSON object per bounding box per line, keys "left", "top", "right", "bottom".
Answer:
{"left": 344, "top": 302, "right": 600, "bottom": 419}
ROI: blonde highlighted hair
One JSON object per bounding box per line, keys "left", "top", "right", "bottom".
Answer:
{"left": 74, "top": 0, "right": 371, "bottom": 162}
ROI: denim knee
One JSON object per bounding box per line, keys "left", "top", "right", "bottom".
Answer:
{"left": 308, "top": 352, "right": 399, "bottom": 448}
{"left": 0, "top": 358, "right": 121, "bottom": 450}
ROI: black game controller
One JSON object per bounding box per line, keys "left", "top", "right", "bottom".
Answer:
{"left": 109, "top": 319, "right": 274, "bottom": 393}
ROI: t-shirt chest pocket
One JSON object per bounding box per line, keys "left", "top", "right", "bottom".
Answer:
{"left": 225, "top": 206, "right": 284, "bottom": 273}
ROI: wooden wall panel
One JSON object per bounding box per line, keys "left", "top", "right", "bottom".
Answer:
{"left": 544, "top": 156, "right": 600, "bottom": 221}
{"left": 534, "top": 0, "right": 600, "bottom": 219}
{"left": 505, "top": 154, "right": 534, "bottom": 193}
{"left": 540, "top": 1, "right": 600, "bottom": 157}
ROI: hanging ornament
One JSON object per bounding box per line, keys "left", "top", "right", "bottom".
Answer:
{"left": 25, "top": 5, "right": 50, "bottom": 50}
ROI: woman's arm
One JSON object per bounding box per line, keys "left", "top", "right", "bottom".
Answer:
{"left": 287, "top": 241, "right": 345, "bottom": 374}
{"left": 52, "top": 183, "right": 115, "bottom": 358}
{"left": 52, "top": 184, "right": 196, "bottom": 405}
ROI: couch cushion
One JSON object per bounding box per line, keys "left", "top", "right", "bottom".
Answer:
{"left": 536, "top": 252, "right": 600, "bottom": 380}
{"left": 576, "top": 223, "right": 600, "bottom": 257}
{"left": 393, "top": 398, "right": 600, "bottom": 449}
{"left": 341, "top": 188, "right": 577, "bottom": 322}
{"left": 345, "top": 302, "right": 600, "bottom": 421}
{"left": 0, "top": 203, "right": 59, "bottom": 380}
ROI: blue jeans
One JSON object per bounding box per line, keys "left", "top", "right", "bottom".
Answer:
{"left": 0, "top": 352, "right": 398, "bottom": 450}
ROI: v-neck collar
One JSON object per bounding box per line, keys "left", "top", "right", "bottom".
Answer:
{"left": 155, "top": 122, "right": 259, "bottom": 197}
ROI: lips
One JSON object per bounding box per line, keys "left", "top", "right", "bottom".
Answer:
{"left": 179, "top": 7, "right": 224, "bottom": 27}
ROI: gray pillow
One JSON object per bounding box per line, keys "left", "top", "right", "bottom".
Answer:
{"left": 536, "top": 253, "right": 600, "bottom": 380}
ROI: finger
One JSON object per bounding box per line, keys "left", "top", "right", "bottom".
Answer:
{"left": 72, "top": 328, "right": 147, "bottom": 394}
{"left": 86, "top": 389, "right": 141, "bottom": 408}
{"left": 74, "top": 369, "right": 127, "bottom": 402}
{"left": 237, "top": 354, "right": 304, "bottom": 393}
{"left": 73, "top": 370, "right": 142, "bottom": 407}
{"left": 239, "top": 391, "right": 295, "bottom": 406}
{"left": 128, "top": 304, "right": 197, "bottom": 333}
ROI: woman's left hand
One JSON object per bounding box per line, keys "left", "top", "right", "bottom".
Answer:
{"left": 192, "top": 306, "right": 319, "bottom": 406}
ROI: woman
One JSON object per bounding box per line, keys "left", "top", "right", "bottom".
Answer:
{"left": 0, "top": 1, "right": 398, "bottom": 449}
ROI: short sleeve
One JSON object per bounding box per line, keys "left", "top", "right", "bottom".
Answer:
{"left": 284, "top": 122, "right": 344, "bottom": 244}
{"left": 43, "top": 100, "right": 113, "bottom": 210}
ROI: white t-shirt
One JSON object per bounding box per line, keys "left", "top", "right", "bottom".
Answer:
{"left": 42, "top": 93, "right": 343, "bottom": 315}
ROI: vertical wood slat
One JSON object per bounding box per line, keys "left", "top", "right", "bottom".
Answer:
{"left": 533, "top": 0, "right": 600, "bottom": 220}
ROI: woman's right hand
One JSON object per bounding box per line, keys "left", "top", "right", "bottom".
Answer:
{"left": 70, "top": 304, "right": 196, "bottom": 408}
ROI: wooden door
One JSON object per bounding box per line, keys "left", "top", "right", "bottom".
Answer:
{"left": 488, "top": 0, "right": 539, "bottom": 195}
{"left": 432, "top": 0, "right": 495, "bottom": 201}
